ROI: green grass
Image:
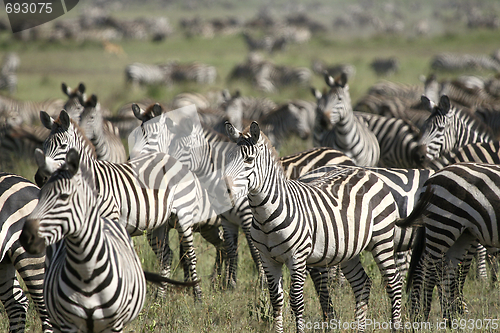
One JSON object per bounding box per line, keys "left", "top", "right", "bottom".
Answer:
{"left": 2, "top": 2, "right": 500, "bottom": 332}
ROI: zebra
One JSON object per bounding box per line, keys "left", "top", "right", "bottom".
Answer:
{"left": 20, "top": 149, "right": 197, "bottom": 333}
{"left": 0, "top": 53, "right": 20, "bottom": 95}
{"left": 355, "top": 112, "right": 422, "bottom": 168}
{"left": 170, "top": 62, "right": 217, "bottom": 85}
{"left": 33, "top": 110, "right": 224, "bottom": 301}
{"left": 61, "top": 82, "right": 86, "bottom": 120}
{"left": 124, "top": 62, "right": 170, "bottom": 87}
{"left": 0, "top": 96, "right": 64, "bottom": 127}
{"left": 397, "top": 162, "right": 500, "bottom": 323}
{"left": 77, "top": 94, "right": 127, "bottom": 163}
{"left": 224, "top": 121, "right": 403, "bottom": 333}
{"left": 416, "top": 95, "right": 495, "bottom": 164}
{"left": 370, "top": 57, "right": 400, "bottom": 76}
{"left": 0, "top": 173, "right": 51, "bottom": 333}
{"left": 431, "top": 52, "right": 500, "bottom": 72}
{"left": 312, "top": 72, "right": 381, "bottom": 166}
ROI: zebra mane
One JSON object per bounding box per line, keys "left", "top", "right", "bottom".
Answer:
{"left": 241, "top": 123, "right": 284, "bottom": 172}
{"left": 53, "top": 114, "right": 98, "bottom": 159}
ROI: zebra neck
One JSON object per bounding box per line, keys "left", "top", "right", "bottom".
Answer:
{"left": 64, "top": 205, "right": 108, "bottom": 282}
{"left": 335, "top": 107, "right": 355, "bottom": 132}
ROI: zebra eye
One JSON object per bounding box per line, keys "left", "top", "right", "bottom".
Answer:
{"left": 244, "top": 156, "right": 254, "bottom": 163}
{"left": 59, "top": 193, "right": 70, "bottom": 200}
{"left": 60, "top": 143, "right": 68, "bottom": 150}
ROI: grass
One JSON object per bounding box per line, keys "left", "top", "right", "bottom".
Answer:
{"left": 1, "top": 1, "right": 500, "bottom": 332}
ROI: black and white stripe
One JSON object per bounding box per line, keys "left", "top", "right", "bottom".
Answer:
{"left": 20, "top": 149, "right": 196, "bottom": 332}
{"left": 0, "top": 173, "right": 51, "bottom": 333}
{"left": 312, "top": 73, "right": 380, "bottom": 166}
{"left": 398, "top": 163, "right": 500, "bottom": 322}
{"left": 225, "top": 121, "right": 402, "bottom": 333}
{"left": 34, "top": 110, "right": 221, "bottom": 301}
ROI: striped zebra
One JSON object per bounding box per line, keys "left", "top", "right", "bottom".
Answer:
{"left": 312, "top": 72, "right": 380, "bottom": 166}
{"left": 0, "top": 53, "right": 19, "bottom": 95}
{"left": 171, "top": 62, "right": 217, "bottom": 85}
{"left": 77, "top": 94, "right": 127, "bottom": 163}
{"left": 431, "top": 52, "right": 500, "bottom": 72}
{"left": 416, "top": 95, "right": 495, "bottom": 163}
{"left": 20, "top": 149, "right": 196, "bottom": 333}
{"left": 0, "top": 173, "right": 51, "bottom": 333}
{"left": 397, "top": 163, "right": 500, "bottom": 322}
{"left": 125, "top": 62, "right": 170, "bottom": 87}
{"left": 224, "top": 121, "right": 403, "bottom": 333}
{"left": 34, "top": 110, "right": 224, "bottom": 301}
{"left": 0, "top": 96, "right": 64, "bottom": 126}
{"left": 370, "top": 57, "right": 400, "bottom": 76}
{"left": 61, "top": 82, "right": 86, "bottom": 120}
{"left": 356, "top": 112, "right": 422, "bottom": 168}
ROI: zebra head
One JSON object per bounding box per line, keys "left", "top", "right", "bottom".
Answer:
{"left": 61, "top": 82, "right": 85, "bottom": 121}
{"left": 314, "top": 72, "right": 352, "bottom": 126}
{"left": 225, "top": 121, "right": 281, "bottom": 195}
{"left": 79, "top": 94, "right": 103, "bottom": 141}
{"left": 418, "top": 95, "right": 455, "bottom": 161}
{"left": 132, "top": 103, "right": 164, "bottom": 123}
{"left": 21, "top": 148, "right": 95, "bottom": 255}
{"left": 35, "top": 110, "right": 96, "bottom": 186}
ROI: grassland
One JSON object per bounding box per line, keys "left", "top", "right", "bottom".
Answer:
{"left": 1, "top": 1, "right": 500, "bottom": 332}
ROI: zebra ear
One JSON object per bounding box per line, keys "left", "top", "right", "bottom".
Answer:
{"left": 61, "top": 83, "right": 70, "bottom": 96}
{"left": 59, "top": 110, "right": 71, "bottom": 130}
{"left": 87, "top": 94, "right": 98, "bottom": 108}
{"left": 225, "top": 121, "right": 241, "bottom": 143}
{"left": 221, "top": 89, "right": 231, "bottom": 101}
{"left": 34, "top": 148, "right": 46, "bottom": 169}
{"left": 324, "top": 72, "right": 335, "bottom": 87}
{"left": 132, "top": 103, "right": 143, "bottom": 120}
{"left": 311, "top": 87, "right": 322, "bottom": 100}
{"left": 78, "top": 83, "right": 86, "bottom": 94}
{"left": 233, "top": 90, "right": 241, "bottom": 99}
{"left": 152, "top": 103, "right": 163, "bottom": 117}
{"left": 420, "top": 95, "right": 434, "bottom": 111}
{"left": 250, "top": 121, "right": 260, "bottom": 143}
{"left": 439, "top": 95, "right": 451, "bottom": 115}
{"left": 40, "top": 111, "right": 54, "bottom": 130}
{"left": 66, "top": 148, "right": 80, "bottom": 176}
{"left": 338, "top": 72, "right": 348, "bottom": 87}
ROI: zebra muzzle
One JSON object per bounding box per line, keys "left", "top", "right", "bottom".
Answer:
{"left": 20, "top": 219, "right": 46, "bottom": 255}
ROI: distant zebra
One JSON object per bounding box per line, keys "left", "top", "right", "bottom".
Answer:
{"left": 431, "top": 52, "right": 500, "bottom": 72}
{"left": 370, "top": 57, "right": 399, "bottom": 76}
{"left": 125, "top": 62, "right": 170, "bottom": 87}
{"left": 0, "top": 96, "right": 64, "bottom": 126}
{"left": 416, "top": 95, "right": 495, "bottom": 163}
{"left": 34, "top": 110, "right": 223, "bottom": 301}
{"left": 312, "top": 72, "right": 380, "bottom": 166}
{"left": 398, "top": 163, "right": 500, "bottom": 322}
{"left": 311, "top": 59, "right": 356, "bottom": 79}
{"left": 225, "top": 121, "right": 403, "bottom": 332}
{"left": 77, "top": 94, "right": 127, "bottom": 163}
{"left": 0, "top": 53, "right": 20, "bottom": 95}
{"left": 0, "top": 173, "right": 51, "bottom": 333}
{"left": 61, "top": 82, "right": 86, "bottom": 120}
{"left": 20, "top": 149, "right": 196, "bottom": 333}
{"left": 171, "top": 61, "right": 217, "bottom": 85}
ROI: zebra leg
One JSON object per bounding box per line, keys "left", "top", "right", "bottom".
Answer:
{"left": 221, "top": 221, "right": 239, "bottom": 289}
{"left": 395, "top": 250, "right": 411, "bottom": 281}
{"left": 10, "top": 243, "right": 52, "bottom": 333}
{"left": 147, "top": 225, "right": 174, "bottom": 298}
{"left": 262, "top": 259, "right": 285, "bottom": 333}
{"left": 409, "top": 250, "right": 439, "bottom": 322}
{"left": 242, "top": 218, "right": 266, "bottom": 288}
{"left": 287, "top": 261, "right": 307, "bottom": 333}
{"left": 440, "top": 233, "right": 476, "bottom": 321}
{"left": 475, "top": 244, "right": 488, "bottom": 281}
{"left": 370, "top": 245, "right": 403, "bottom": 330}
{"left": 307, "top": 266, "right": 335, "bottom": 321}
{"left": 340, "top": 257, "right": 372, "bottom": 332}
{"left": 0, "top": 258, "right": 29, "bottom": 333}
{"left": 175, "top": 224, "right": 203, "bottom": 302}
{"left": 199, "top": 226, "right": 226, "bottom": 288}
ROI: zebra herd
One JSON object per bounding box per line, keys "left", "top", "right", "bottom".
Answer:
{"left": 3, "top": 68, "right": 500, "bottom": 332}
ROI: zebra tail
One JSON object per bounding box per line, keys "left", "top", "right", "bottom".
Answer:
{"left": 143, "top": 271, "right": 200, "bottom": 288}
{"left": 406, "top": 226, "right": 426, "bottom": 293}
{"left": 395, "top": 186, "right": 433, "bottom": 228}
